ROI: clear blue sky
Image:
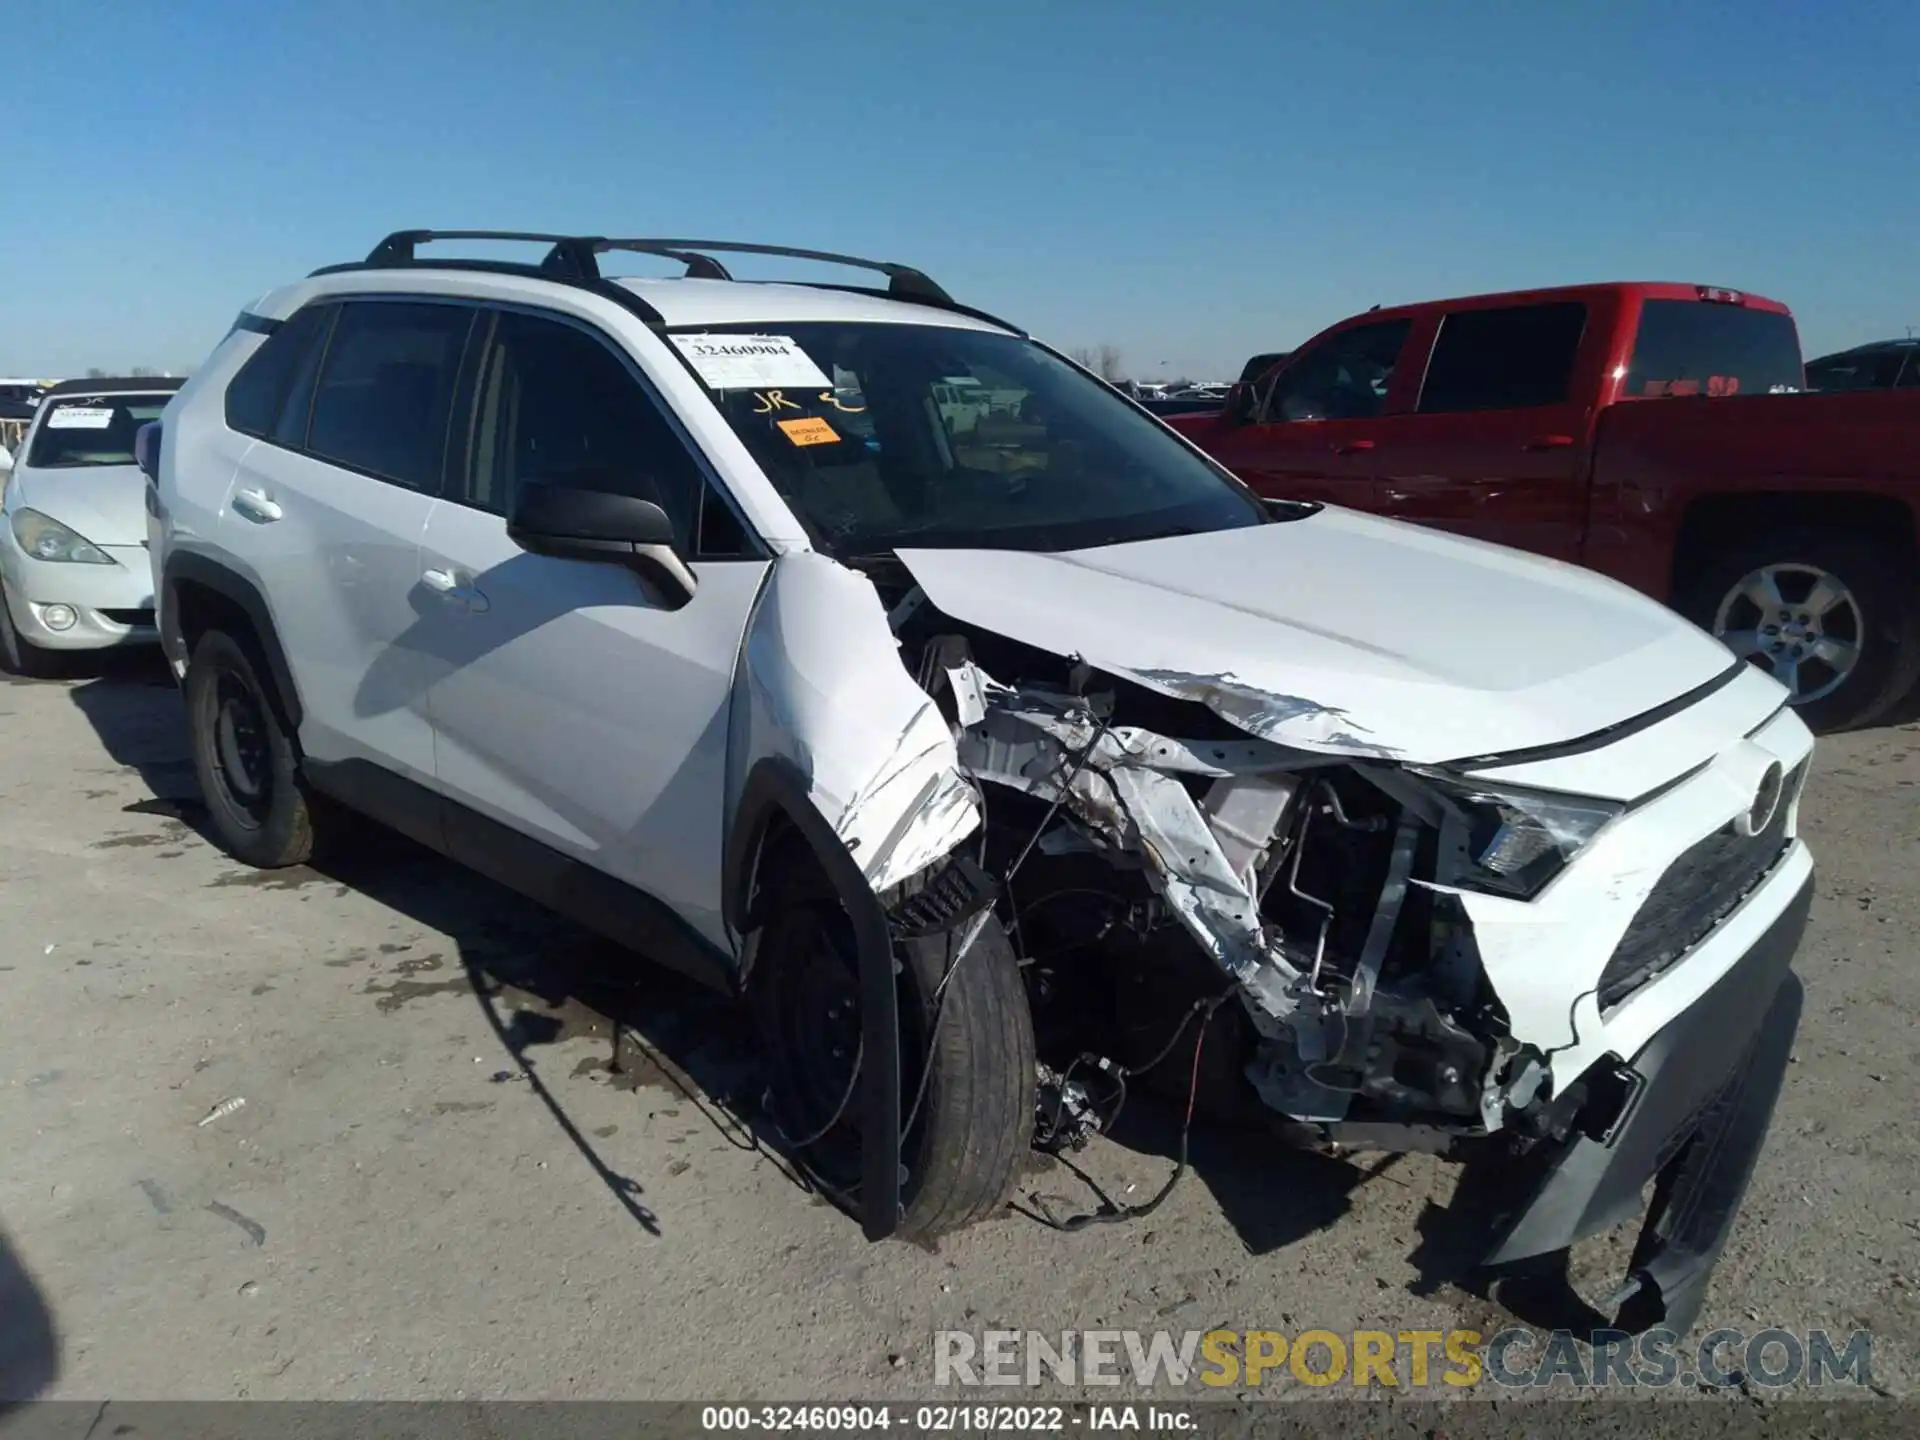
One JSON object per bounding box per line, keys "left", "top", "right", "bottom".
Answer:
{"left": 4, "top": 0, "right": 1912, "bottom": 379}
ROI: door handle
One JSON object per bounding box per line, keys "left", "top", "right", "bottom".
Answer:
{"left": 421, "top": 569, "right": 490, "bottom": 613}
{"left": 1523, "top": 434, "right": 1574, "bottom": 451}
{"left": 231, "top": 488, "right": 283, "bottom": 523}
{"left": 1332, "top": 439, "right": 1376, "bottom": 455}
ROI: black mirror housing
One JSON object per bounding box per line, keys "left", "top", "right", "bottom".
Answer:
{"left": 507, "top": 482, "right": 697, "bottom": 608}
{"left": 134, "top": 421, "right": 162, "bottom": 482}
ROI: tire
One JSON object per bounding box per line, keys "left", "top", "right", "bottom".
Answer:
{"left": 751, "top": 859, "right": 1036, "bottom": 1241}
{"left": 0, "top": 590, "right": 58, "bottom": 678}
{"left": 185, "top": 627, "right": 325, "bottom": 867}
{"left": 1676, "top": 531, "right": 1920, "bottom": 733}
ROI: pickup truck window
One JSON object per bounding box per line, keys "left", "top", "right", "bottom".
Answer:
{"left": 1260, "top": 320, "right": 1409, "bottom": 423}
{"left": 1416, "top": 302, "right": 1587, "bottom": 414}
{"left": 1626, "top": 300, "right": 1802, "bottom": 398}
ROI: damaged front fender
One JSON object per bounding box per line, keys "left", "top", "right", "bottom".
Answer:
{"left": 727, "top": 552, "right": 981, "bottom": 915}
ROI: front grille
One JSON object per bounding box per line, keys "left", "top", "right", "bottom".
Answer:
{"left": 1597, "top": 759, "right": 1805, "bottom": 1010}
{"left": 99, "top": 608, "right": 155, "bottom": 627}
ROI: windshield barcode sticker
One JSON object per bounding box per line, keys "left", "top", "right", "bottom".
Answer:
{"left": 670, "top": 334, "right": 832, "bottom": 392}
{"left": 46, "top": 407, "right": 115, "bottom": 430}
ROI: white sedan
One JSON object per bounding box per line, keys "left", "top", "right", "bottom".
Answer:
{"left": 0, "top": 377, "right": 181, "bottom": 675}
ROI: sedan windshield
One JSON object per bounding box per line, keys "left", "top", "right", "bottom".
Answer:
{"left": 671, "top": 322, "right": 1267, "bottom": 555}
{"left": 27, "top": 395, "right": 170, "bottom": 469}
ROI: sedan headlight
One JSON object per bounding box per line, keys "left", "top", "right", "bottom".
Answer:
{"left": 10, "top": 508, "right": 114, "bottom": 565}
{"left": 1427, "top": 779, "right": 1622, "bottom": 899}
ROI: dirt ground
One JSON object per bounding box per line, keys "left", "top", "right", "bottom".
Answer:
{"left": 1, "top": 654, "right": 1914, "bottom": 1405}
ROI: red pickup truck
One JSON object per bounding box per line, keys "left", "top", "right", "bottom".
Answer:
{"left": 1170, "top": 282, "right": 1920, "bottom": 730}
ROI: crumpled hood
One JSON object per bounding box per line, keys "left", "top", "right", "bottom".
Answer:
{"left": 897, "top": 506, "right": 1750, "bottom": 766}
{"left": 10, "top": 464, "right": 148, "bottom": 547}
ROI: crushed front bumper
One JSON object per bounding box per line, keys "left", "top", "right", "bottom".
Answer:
{"left": 1481, "top": 871, "right": 1811, "bottom": 1334}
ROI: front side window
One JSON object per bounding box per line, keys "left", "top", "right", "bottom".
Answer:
{"left": 305, "top": 301, "right": 473, "bottom": 491}
{"left": 1262, "top": 321, "right": 1410, "bottom": 423}
{"left": 1625, "top": 299, "right": 1802, "bottom": 398}
{"left": 1417, "top": 302, "right": 1588, "bottom": 413}
{"left": 460, "top": 310, "right": 711, "bottom": 551}
{"left": 1805, "top": 348, "right": 1906, "bottom": 392}
{"left": 670, "top": 322, "right": 1266, "bottom": 556}
{"left": 26, "top": 394, "right": 173, "bottom": 468}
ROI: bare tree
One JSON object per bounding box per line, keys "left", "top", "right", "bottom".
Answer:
{"left": 1067, "top": 347, "right": 1098, "bottom": 371}
{"left": 1096, "top": 344, "right": 1126, "bottom": 383}
{"left": 129, "top": 365, "right": 158, "bottom": 377}
{"left": 84, "top": 367, "right": 106, "bottom": 379}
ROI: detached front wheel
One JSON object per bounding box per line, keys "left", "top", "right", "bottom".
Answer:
{"left": 1680, "top": 533, "right": 1920, "bottom": 732}
{"left": 751, "top": 859, "right": 1036, "bottom": 1241}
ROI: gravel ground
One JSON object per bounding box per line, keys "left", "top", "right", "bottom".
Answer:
{"left": 0, "top": 654, "right": 1914, "bottom": 1406}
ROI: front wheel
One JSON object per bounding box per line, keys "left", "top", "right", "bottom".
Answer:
{"left": 1678, "top": 532, "right": 1920, "bottom": 732}
{"left": 751, "top": 859, "right": 1036, "bottom": 1241}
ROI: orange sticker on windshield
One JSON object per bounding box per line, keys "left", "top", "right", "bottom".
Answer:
{"left": 778, "top": 416, "right": 840, "bottom": 447}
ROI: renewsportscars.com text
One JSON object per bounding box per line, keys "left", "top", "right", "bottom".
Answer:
{"left": 932, "top": 1326, "right": 1876, "bottom": 1390}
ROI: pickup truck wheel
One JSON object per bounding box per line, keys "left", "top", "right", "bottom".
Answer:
{"left": 185, "top": 628, "right": 327, "bottom": 868}
{"left": 1681, "top": 535, "right": 1920, "bottom": 732}
{"left": 752, "top": 861, "right": 1036, "bottom": 1241}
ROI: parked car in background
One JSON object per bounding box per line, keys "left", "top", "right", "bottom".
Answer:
{"left": 1171, "top": 283, "right": 1920, "bottom": 730}
{"left": 0, "top": 376, "right": 181, "bottom": 674}
{"left": 146, "top": 231, "right": 1813, "bottom": 1332}
{"left": 1803, "top": 338, "right": 1920, "bottom": 392}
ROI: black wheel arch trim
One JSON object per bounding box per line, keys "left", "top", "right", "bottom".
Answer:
{"left": 726, "top": 755, "right": 902, "bottom": 1242}
{"left": 162, "top": 551, "right": 305, "bottom": 732}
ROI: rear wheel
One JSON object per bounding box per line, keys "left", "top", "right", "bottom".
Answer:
{"left": 1678, "top": 532, "right": 1920, "bottom": 732}
{"left": 185, "top": 627, "right": 328, "bottom": 867}
{"left": 751, "top": 858, "right": 1036, "bottom": 1241}
{"left": 0, "top": 591, "right": 58, "bottom": 678}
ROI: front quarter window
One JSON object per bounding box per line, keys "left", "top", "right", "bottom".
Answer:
{"left": 670, "top": 322, "right": 1267, "bottom": 556}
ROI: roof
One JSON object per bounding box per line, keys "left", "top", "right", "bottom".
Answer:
{"left": 41, "top": 376, "right": 183, "bottom": 397}
{"left": 1360, "top": 281, "right": 1793, "bottom": 323}
{"left": 1812, "top": 338, "right": 1919, "bottom": 358}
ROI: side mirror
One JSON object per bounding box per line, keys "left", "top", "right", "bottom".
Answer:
{"left": 134, "top": 421, "right": 161, "bottom": 482}
{"left": 1223, "top": 381, "right": 1259, "bottom": 426}
{"left": 507, "top": 481, "right": 697, "bottom": 609}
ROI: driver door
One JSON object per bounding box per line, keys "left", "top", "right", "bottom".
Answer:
{"left": 1201, "top": 317, "right": 1413, "bottom": 511}
{"left": 415, "top": 306, "right": 769, "bottom": 949}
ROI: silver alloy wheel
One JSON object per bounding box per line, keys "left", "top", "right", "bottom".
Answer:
{"left": 1712, "top": 562, "right": 1863, "bottom": 704}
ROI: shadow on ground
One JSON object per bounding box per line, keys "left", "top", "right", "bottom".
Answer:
{"left": 0, "top": 1224, "right": 59, "bottom": 1408}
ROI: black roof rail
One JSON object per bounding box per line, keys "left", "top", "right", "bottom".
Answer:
{"left": 310, "top": 230, "right": 667, "bottom": 327}
{"left": 321, "top": 230, "right": 1005, "bottom": 330}
{"left": 593, "top": 238, "right": 953, "bottom": 305}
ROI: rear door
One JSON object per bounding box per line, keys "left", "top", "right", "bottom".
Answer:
{"left": 1367, "top": 300, "right": 1594, "bottom": 561}
{"left": 224, "top": 297, "right": 474, "bottom": 785}
{"left": 416, "top": 305, "right": 769, "bottom": 949}
{"left": 1194, "top": 317, "right": 1414, "bottom": 510}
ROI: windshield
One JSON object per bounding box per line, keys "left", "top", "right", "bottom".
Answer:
{"left": 26, "top": 395, "right": 170, "bottom": 468}
{"left": 670, "top": 322, "right": 1266, "bottom": 555}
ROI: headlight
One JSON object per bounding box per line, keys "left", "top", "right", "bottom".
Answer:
{"left": 10, "top": 508, "right": 114, "bottom": 564}
{"left": 1427, "top": 779, "right": 1622, "bottom": 899}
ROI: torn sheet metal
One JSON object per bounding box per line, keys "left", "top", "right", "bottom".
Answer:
{"left": 949, "top": 661, "right": 1309, "bottom": 1021}
{"left": 730, "top": 553, "right": 980, "bottom": 903}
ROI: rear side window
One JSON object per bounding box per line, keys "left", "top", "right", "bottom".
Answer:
{"left": 1901, "top": 354, "right": 1920, "bottom": 388}
{"left": 224, "top": 305, "right": 333, "bottom": 438}
{"left": 306, "top": 301, "right": 474, "bottom": 491}
{"left": 1417, "top": 302, "right": 1587, "bottom": 413}
{"left": 1626, "top": 300, "right": 1803, "bottom": 398}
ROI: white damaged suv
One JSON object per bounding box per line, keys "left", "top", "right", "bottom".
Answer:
{"left": 147, "top": 232, "right": 1813, "bottom": 1332}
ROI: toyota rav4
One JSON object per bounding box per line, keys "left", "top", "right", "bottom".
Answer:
{"left": 146, "top": 231, "right": 1815, "bottom": 1334}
